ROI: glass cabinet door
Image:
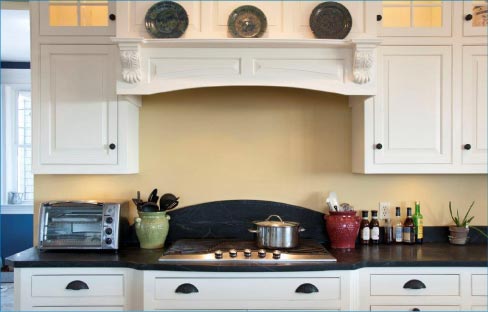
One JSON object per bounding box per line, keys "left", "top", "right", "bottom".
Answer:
{"left": 463, "top": 1, "right": 488, "bottom": 36}
{"left": 372, "top": 0, "right": 452, "bottom": 36}
{"left": 40, "top": 0, "right": 115, "bottom": 36}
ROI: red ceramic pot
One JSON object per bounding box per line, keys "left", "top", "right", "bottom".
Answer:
{"left": 325, "top": 211, "right": 361, "bottom": 249}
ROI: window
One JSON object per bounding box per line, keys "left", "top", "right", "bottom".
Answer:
{"left": 1, "top": 80, "right": 33, "bottom": 205}
{"left": 382, "top": 0, "right": 443, "bottom": 28}
{"left": 49, "top": 0, "right": 109, "bottom": 27}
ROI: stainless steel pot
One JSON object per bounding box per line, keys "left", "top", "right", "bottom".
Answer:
{"left": 248, "top": 215, "right": 306, "bottom": 249}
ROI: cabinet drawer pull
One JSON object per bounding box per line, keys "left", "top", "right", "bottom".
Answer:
{"left": 295, "top": 283, "right": 319, "bottom": 294}
{"left": 109, "top": 143, "right": 116, "bottom": 150}
{"left": 403, "top": 279, "right": 426, "bottom": 290}
{"left": 175, "top": 283, "right": 199, "bottom": 294}
{"left": 376, "top": 15, "right": 382, "bottom": 22}
{"left": 412, "top": 309, "right": 421, "bottom": 311}
{"left": 109, "top": 14, "right": 116, "bottom": 21}
{"left": 65, "top": 280, "right": 89, "bottom": 290}
{"left": 375, "top": 143, "right": 383, "bottom": 150}
{"left": 465, "top": 14, "right": 473, "bottom": 21}
{"left": 464, "top": 144, "right": 472, "bottom": 150}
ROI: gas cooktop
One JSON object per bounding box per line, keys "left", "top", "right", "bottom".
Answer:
{"left": 159, "top": 239, "right": 337, "bottom": 264}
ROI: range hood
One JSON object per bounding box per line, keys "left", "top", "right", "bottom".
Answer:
{"left": 112, "top": 37, "right": 381, "bottom": 96}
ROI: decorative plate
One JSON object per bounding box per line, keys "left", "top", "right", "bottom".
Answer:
{"left": 309, "top": 2, "right": 352, "bottom": 39}
{"left": 228, "top": 5, "right": 267, "bottom": 38}
{"left": 145, "top": 1, "right": 189, "bottom": 38}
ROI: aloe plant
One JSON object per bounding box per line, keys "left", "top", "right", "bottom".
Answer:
{"left": 449, "top": 201, "right": 488, "bottom": 239}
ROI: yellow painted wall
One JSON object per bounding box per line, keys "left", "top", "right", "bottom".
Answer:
{"left": 34, "top": 87, "right": 487, "bottom": 235}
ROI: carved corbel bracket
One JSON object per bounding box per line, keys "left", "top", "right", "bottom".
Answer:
{"left": 351, "top": 39, "right": 382, "bottom": 85}
{"left": 118, "top": 42, "right": 142, "bottom": 84}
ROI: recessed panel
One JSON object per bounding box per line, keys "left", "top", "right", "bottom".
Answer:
{"left": 253, "top": 58, "right": 344, "bottom": 82}
{"left": 150, "top": 57, "right": 241, "bottom": 80}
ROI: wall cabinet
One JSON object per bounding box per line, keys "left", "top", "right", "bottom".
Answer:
{"left": 33, "top": 45, "right": 139, "bottom": 174}
{"left": 463, "top": 1, "right": 488, "bottom": 37}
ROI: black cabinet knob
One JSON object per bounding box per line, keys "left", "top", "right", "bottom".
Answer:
{"left": 412, "top": 309, "right": 421, "bottom": 312}
{"left": 66, "top": 280, "right": 89, "bottom": 290}
{"left": 295, "top": 283, "right": 319, "bottom": 294}
{"left": 109, "top": 143, "right": 116, "bottom": 150}
{"left": 175, "top": 283, "right": 199, "bottom": 294}
{"left": 464, "top": 144, "right": 472, "bottom": 150}
{"left": 377, "top": 15, "right": 382, "bottom": 22}
{"left": 376, "top": 143, "right": 383, "bottom": 150}
{"left": 465, "top": 14, "right": 473, "bottom": 21}
{"left": 109, "top": 14, "right": 116, "bottom": 21}
{"left": 403, "top": 279, "right": 426, "bottom": 289}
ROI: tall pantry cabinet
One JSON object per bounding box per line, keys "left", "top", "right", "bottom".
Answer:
{"left": 353, "top": 0, "right": 487, "bottom": 174}
{"left": 31, "top": 1, "right": 139, "bottom": 174}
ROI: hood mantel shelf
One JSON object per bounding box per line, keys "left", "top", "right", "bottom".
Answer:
{"left": 113, "top": 37, "right": 381, "bottom": 96}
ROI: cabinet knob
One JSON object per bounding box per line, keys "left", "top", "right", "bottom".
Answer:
{"left": 376, "top": 15, "right": 382, "bottom": 22}
{"left": 403, "top": 279, "right": 426, "bottom": 290}
{"left": 175, "top": 283, "right": 199, "bottom": 294}
{"left": 109, "top": 14, "right": 116, "bottom": 21}
{"left": 375, "top": 143, "right": 383, "bottom": 150}
{"left": 109, "top": 143, "right": 116, "bottom": 150}
{"left": 465, "top": 14, "right": 473, "bottom": 21}
{"left": 412, "top": 309, "right": 421, "bottom": 311}
{"left": 66, "top": 280, "right": 89, "bottom": 290}
{"left": 464, "top": 144, "right": 472, "bottom": 150}
{"left": 295, "top": 283, "right": 319, "bottom": 294}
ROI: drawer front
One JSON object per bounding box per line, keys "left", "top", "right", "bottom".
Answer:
{"left": 370, "top": 274, "right": 459, "bottom": 296}
{"left": 371, "top": 305, "right": 460, "bottom": 311}
{"left": 154, "top": 277, "right": 340, "bottom": 301}
{"left": 31, "top": 275, "right": 124, "bottom": 297}
{"left": 472, "top": 275, "right": 487, "bottom": 296}
{"left": 29, "top": 307, "right": 124, "bottom": 311}
{"left": 472, "top": 306, "right": 488, "bottom": 311}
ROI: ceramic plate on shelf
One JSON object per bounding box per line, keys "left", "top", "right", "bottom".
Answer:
{"left": 309, "top": 2, "right": 352, "bottom": 39}
{"left": 228, "top": 5, "right": 267, "bottom": 38}
{"left": 145, "top": 1, "right": 189, "bottom": 38}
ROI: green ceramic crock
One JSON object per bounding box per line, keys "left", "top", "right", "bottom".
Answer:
{"left": 135, "top": 211, "right": 170, "bottom": 249}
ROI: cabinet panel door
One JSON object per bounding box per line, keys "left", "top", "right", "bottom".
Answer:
{"left": 374, "top": 46, "right": 452, "bottom": 164}
{"left": 463, "top": 1, "right": 488, "bottom": 36}
{"left": 462, "top": 46, "right": 487, "bottom": 165}
{"left": 40, "top": 45, "right": 117, "bottom": 165}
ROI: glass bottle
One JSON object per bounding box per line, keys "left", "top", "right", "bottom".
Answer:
{"left": 370, "top": 210, "right": 380, "bottom": 244}
{"left": 403, "top": 207, "right": 415, "bottom": 245}
{"left": 360, "top": 210, "right": 370, "bottom": 245}
{"left": 394, "top": 207, "right": 403, "bottom": 243}
{"left": 413, "top": 201, "right": 424, "bottom": 244}
{"left": 384, "top": 218, "right": 394, "bottom": 244}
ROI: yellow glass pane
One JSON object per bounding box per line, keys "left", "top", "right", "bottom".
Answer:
{"left": 413, "top": 7, "right": 442, "bottom": 27}
{"left": 383, "top": 1, "right": 411, "bottom": 5}
{"left": 383, "top": 7, "right": 411, "bottom": 27}
{"left": 49, "top": 5, "right": 78, "bottom": 26}
{"left": 415, "top": 1, "right": 442, "bottom": 5}
{"left": 80, "top": 0, "right": 108, "bottom": 4}
{"left": 472, "top": 5, "right": 488, "bottom": 27}
{"left": 80, "top": 5, "right": 108, "bottom": 27}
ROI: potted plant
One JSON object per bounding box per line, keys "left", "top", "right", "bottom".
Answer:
{"left": 448, "top": 201, "right": 488, "bottom": 245}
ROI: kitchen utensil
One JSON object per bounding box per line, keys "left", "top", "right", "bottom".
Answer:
{"left": 140, "top": 202, "right": 160, "bottom": 213}
{"left": 165, "top": 200, "right": 179, "bottom": 211}
{"left": 326, "top": 192, "right": 340, "bottom": 212}
{"left": 159, "top": 193, "right": 179, "bottom": 211}
{"left": 248, "top": 215, "right": 305, "bottom": 249}
{"left": 309, "top": 2, "right": 352, "bottom": 39}
{"left": 148, "top": 188, "right": 159, "bottom": 203}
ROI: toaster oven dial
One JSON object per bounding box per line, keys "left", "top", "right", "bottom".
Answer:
{"left": 258, "top": 249, "right": 266, "bottom": 258}
{"left": 105, "top": 217, "right": 113, "bottom": 224}
{"left": 214, "top": 250, "right": 223, "bottom": 259}
{"left": 244, "top": 249, "right": 252, "bottom": 257}
{"left": 105, "top": 228, "right": 113, "bottom": 235}
{"left": 105, "top": 238, "right": 112, "bottom": 245}
{"left": 229, "top": 249, "right": 237, "bottom": 258}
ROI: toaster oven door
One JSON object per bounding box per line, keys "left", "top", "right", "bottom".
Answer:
{"left": 40, "top": 205, "right": 104, "bottom": 249}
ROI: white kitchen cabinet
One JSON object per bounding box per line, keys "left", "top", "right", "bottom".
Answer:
{"left": 366, "top": 1, "right": 452, "bottom": 37}
{"left": 39, "top": 0, "right": 116, "bottom": 36}
{"left": 33, "top": 44, "right": 139, "bottom": 174}
{"left": 462, "top": 46, "right": 487, "bottom": 165}
{"left": 463, "top": 1, "right": 488, "bottom": 37}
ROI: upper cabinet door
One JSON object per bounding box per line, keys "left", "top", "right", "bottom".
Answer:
{"left": 462, "top": 46, "right": 487, "bottom": 164}
{"left": 374, "top": 46, "right": 452, "bottom": 165}
{"left": 369, "top": 1, "right": 452, "bottom": 36}
{"left": 463, "top": 1, "right": 488, "bottom": 36}
{"left": 39, "top": 45, "right": 118, "bottom": 166}
{"left": 39, "top": 0, "right": 115, "bottom": 36}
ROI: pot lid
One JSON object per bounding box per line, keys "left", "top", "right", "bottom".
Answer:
{"left": 253, "top": 215, "right": 299, "bottom": 227}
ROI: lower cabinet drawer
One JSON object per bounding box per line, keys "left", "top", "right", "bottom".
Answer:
{"left": 472, "top": 275, "right": 487, "bottom": 296}
{"left": 370, "top": 274, "right": 459, "bottom": 296}
{"left": 371, "top": 305, "right": 460, "bottom": 311}
{"left": 31, "top": 274, "right": 124, "bottom": 297}
{"left": 154, "top": 277, "right": 340, "bottom": 301}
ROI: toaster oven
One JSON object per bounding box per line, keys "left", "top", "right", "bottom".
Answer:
{"left": 38, "top": 201, "right": 129, "bottom": 250}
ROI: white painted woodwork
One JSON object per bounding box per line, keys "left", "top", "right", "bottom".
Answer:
{"left": 371, "top": 306, "right": 460, "bottom": 311}
{"left": 374, "top": 46, "right": 452, "bottom": 165}
{"left": 471, "top": 274, "right": 487, "bottom": 296}
{"left": 370, "top": 274, "right": 460, "bottom": 296}
{"left": 33, "top": 44, "right": 140, "bottom": 174}
{"left": 367, "top": 1, "right": 452, "bottom": 37}
{"left": 39, "top": 1, "right": 116, "bottom": 36}
{"left": 31, "top": 274, "right": 124, "bottom": 297}
{"left": 462, "top": 46, "right": 488, "bottom": 165}
{"left": 472, "top": 306, "right": 488, "bottom": 311}
{"left": 463, "top": 1, "right": 488, "bottom": 37}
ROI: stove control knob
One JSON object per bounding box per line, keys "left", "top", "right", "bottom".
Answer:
{"left": 272, "top": 250, "right": 281, "bottom": 259}
{"left": 229, "top": 249, "right": 237, "bottom": 258}
{"left": 215, "top": 250, "right": 223, "bottom": 259}
{"left": 244, "top": 249, "right": 252, "bottom": 257}
{"left": 258, "top": 249, "right": 266, "bottom": 258}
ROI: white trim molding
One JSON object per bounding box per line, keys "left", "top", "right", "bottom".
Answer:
{"left": 0, "top": 204, "right": 34, "bottom": 215}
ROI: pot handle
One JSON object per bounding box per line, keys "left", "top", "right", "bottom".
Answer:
{"left": 248, "top": 228, "right": 259, "bottom": 233}
{"left": 265, "top": 215, "right": 284, "bottom": 223}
